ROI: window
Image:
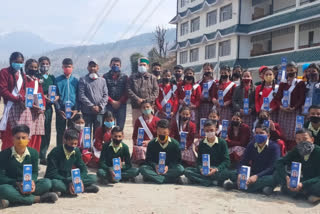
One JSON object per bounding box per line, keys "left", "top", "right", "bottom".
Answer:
{"left": 180, "top": 51, "right": 188, "bottom": 64}
{"left": 219, "top": 40, "right": 231, "bottom": 57}
{"left": 191, "top": 17, "right": 200, "bottom": 32}
{"left": 309, "top": 31, "right": 314, "bottom": 47}
{"left": 206, "top": 10, "right": 217, "bottom": 27}
{"left": 181, "top": 0, "right": 186, "bottom": 8}
{"left": 190, "top": 48, "right": 199, "bottom": 62}
{"left": 220, "top": 4, "right": 232, "bottom": 22}
{"left": 205, "top": 44, "right": 216, "bottom": 59}
{"left": 180, "top": 22, "right": 189, "bottom": 36}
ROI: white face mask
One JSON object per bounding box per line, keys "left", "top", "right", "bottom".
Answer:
{"left": 205, "top": 132, "right": 216, "bottom": 138}
{"left": 89, "top": 73, "right": 99, "bottom": 80}
{"left": 74, "top": 124, "right": 85, "bottom": 132}
{"left": 138, "top": 66, "right": 147, "bottom": 73}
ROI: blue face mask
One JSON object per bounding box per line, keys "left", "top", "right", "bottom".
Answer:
{"left": 112, "top": 65, "right": 120, "bottom": 72}
{"left": 255, "top": 134, "right": 268, "bottom": 144}
{"left": 11, "top": 63, "right": 24, "bottom": 71}
{"left": 143, "top": 109, "right": 152, "bottom": 115}
{"left": 104, "top": 121, "right": 115, "bottom": 128}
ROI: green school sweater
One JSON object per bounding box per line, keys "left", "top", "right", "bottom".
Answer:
{"left": 99, "top": 142, "right": 132, "bottom": 171}
{"left": 275, "top": 145, "right": 320, "bottom": 189}
{"left": 0, "top": 147, "right": 39, "bottom": 185}
{"left": 145, "top": 138, "right": 181, "bottom": 169}
{"left": 197, "top": 138, "right": 230, "bottom": 171}
{"left": 44, "top": 145, "right": 88, "bottom": 184}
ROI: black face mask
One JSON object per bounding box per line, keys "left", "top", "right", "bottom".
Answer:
{"left": 296, "top": 141, "right": 315, "bottom": 156}
{"left": 64, "top": 144, "right": 75, "bottom": 152}
{"left": 153, "top": 70, "right": 161, "bottom": 76}
{"left": 221, "top": 75, "right": 229, "bottom": 80}
{"left": 308, "top": 73, "right": 319, "bottom": 80}
{"left": 258, "top": 116, "right": 268, "bottom": 123}
{"left": 184, "top": 75, "right": 194, "bottom": 82}
{"left": 182, "top": 117, "right": 190, "bottom": 122}
{"left": 204, "top": 72, "right": 213, "bottom": 77}
{"left": 162, "top": 78, "right": 170, "bottom": 84}
{"left": 287, "top": 73, "right": 296, "bottom": 78}
{"left": 310, "top": 116, "right": 320, "bottom": 124}
{"left": 27, "top": 69, "right": 38, "bottom": 76}
{"left": 231, "top": 121, "right": 241, "bottom": 127}
{"left": 113, "top": 139, "right": 122, "bottom": 145}
{"left": 175, "top": 73, "right": 182, "bottom": 80}
{"left": 159, "top": 135, "right": 166, "bottom": 141}
{"left": 232, "top": 73, "right": 241, "bottom": 79}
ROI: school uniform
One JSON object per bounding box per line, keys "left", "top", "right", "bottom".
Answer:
{"left": 92, "top": 127, "right": 112, "bottom": 164}
{"left": 255, "top": 84, "right": 279, "bottom": 122}
{"left": 25, "top": 75, "right": 46, "bottom": 152}
{"left": 274, "top": 79, "right": 306, "bottom": 150}
{"left": 212, "top": 81, "right": 236, "bottom": 122}
{"left": 227, "top": 123, "right": 251, "bottom": 163}
{"left": 97, "top": 141, "right": 139, "bottom": 182}
{"left": 273, "top": 145, "right": 320, "bottom": 197}
{"left": 184, "top": 137, "right": 230, "bottom": 186}
{"left": 0, "top": 147, "right": 51, "bottom": 205}
{"left": 174, "top": 81, "right": 201, "bottom": 123}
{"left": 304, "top": 121, "right": 320, "bottom": 146}
{"left": 131, "top": 116, "right": 160, "bottom": 163}
{"left": 306, "top": 81, "right": 320, "bottom": 106}
{"left": 232, "top": 84, "right": 256, "bottom": 130}
{"left": 170, "top": 119, "right": 197, "bottom": 166}
{"left": 44, "top": 145, "right": 97, "bottom": 194}
{"left": 223, "top": 140, "right": 280, "bottom": 193}
{"left": 0, "top": 67, "right": 32, "bottom": 151}
{"left": 55, "top": 74, "right": 79, "bottom": 146}
{"left": 139, "top": 137, "right": 184, "bottom": 184}
{"left": 155, "top": 83, "right": 178, "bottom": 119}
{"left": 198, "top": 79, "right": 216, "bottom": 122}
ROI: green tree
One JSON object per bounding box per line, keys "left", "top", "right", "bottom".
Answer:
{"left": 130, "top": 52, "right": 143, "bottom": 74}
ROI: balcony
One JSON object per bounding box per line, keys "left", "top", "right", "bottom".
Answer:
{"left": 252, "top": 0, "right": 296, "bottom": 21}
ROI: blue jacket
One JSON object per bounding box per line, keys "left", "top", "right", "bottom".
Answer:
{"left": 55, "top": 74, "right": 79, "bottom": 111}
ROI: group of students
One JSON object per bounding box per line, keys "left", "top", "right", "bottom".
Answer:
{"left": 0, "top": 51, "right": 320, "bottom": 209}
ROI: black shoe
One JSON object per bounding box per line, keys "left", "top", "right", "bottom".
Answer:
{"left": 308, "top": 195, "right": 320, "bottom": 204}
{"left": 84, "top": 184, "right": 99, "bottom": 193}
{"left": 223, "top": 179, "right": 235, "bottom": 191}
{"left": 0, "top": 199, "right": 9, "bottom": 209}
{"left": 40, "top": 192, "right": 58, "bottom": 203}
{"left": 262, "top": 186, "right": 274, "bottom": 196}
{"left": 98, "top": 178, "right": 109, "bottom": 185}
{"left": 40, "top": 159, "right": 47, "bottom": 165}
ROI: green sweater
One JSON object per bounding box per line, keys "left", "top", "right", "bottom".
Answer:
{"left": 99, "top": 142, "right": 132, "bottom": 171}
{"left": 197, "top": 138, "right": 230, "bottom": 171}
{"left": 304, "top": 121, "right": 320, "bottom": 146}
{"left": 37, "top": 73, "right": 56, "bottom": 95}
{"left": 0, "top": 147, "right": 38, "bottom": 185}
{"left": 145, "top": 138, "right": 181, "bottom": 169}
{"left": 44, "top": 145, "right": 88, "bottom": 184}
{"left": 275, "top": 145, "right": 320, "bottom": 189}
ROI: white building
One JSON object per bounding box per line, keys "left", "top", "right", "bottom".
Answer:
{"left": 169, "top": 0, "right": 320, "bottom": 74}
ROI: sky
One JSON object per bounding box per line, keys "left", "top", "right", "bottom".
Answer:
{"left": 0, "top": 0, "right": 177, "bottom": 45}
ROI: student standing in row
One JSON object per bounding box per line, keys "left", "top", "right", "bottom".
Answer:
{"left": 151, "top": 62, "right": 162, "bottom": 84}
{"left": 171, "top": 65, "right": 184, "bottom": 85}
{"left": 104, "top": 57, "right": 128, "bottom": 130}
{"left": 305, "top": 63, "right": 320, "bottom": 106}
{"left": 304, "top": 105, "right": 320, "bottom": 146}
{"left": 55, "top": 58, "right": 79, "bottom": 146}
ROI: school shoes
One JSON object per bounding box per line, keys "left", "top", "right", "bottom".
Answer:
{"left": 262, "top": 186, "right": 274, "bottom": 196}
{"left": 84, "top": 184, "right": 99, "bottom": 193}
{"left": 0, "top": 199, "right": 9, "bottom": 209}
{"left": 308, "top": 195, "right": 320, "bottom": 204}
{"left": 223, "top": 179, "right": 235, "bottom": 191}
{"left": 40, "top": 192, "right": 59, "bottom": 203}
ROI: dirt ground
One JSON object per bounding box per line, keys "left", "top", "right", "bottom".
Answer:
{"left": 1, "top": 103, "right": 320, "bottom": 214}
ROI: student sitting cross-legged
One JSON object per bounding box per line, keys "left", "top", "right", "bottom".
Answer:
{"left": 184, "top": 120, "right": 230, "bottom": 187}
{"left": 222, "top": 124, "right": 280, "bottom": 195}
{"left": 97, "top": 126, "right": 139, "bottom": 184}
{"left": 140, "top": 119, "right": 184, "bottom": 184}
{"left": 44, "top": 129, "right": 99, "bottom": 196}
{"left": 0, "top": 125, "right": 58, "bottom": 209}
{"left": 272, "top": 128, "right": 320, "bottom": 204}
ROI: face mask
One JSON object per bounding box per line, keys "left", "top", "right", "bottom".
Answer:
{"left": 258, "top": 117, "right": 268, "bottom": 123}
{"left": 89, "top": 73, "right": 98, "bottom": 80}
{"left": 254, "top": 134, "right": 268, "bottom": 144}
{"left": 220, "top": 75, "right": 229, "bottom": 80}
{"left": 287, "top": 73, "right": 296, "bottom": 78}
{"left": 40, "top": 65, "right": 50, "bottom": 73}
{"left": 264, "top": 76, "right": 274, "bottom": 83}
{"left": 14, "top": 139, "right": 29, "bottom": 150}
{"left": 242, "top": 79, "right": 251, "bottom": 84}
{"left": 204, "top": 72, "right": 213, "bottom": 77}
{"left": 74, "top": 123, "right": 85, "bottom": 132}
{"left": 162, "top": 78, "right": 170, "bottom": 84}
{"left": 113, "top": 138, "right": 122, "bottom": 145}
{"left": 310, "top": 116, "right": 320, "bottom": 124}
{"left": 153, "top": 70, "right": 161, "bottom": 76}
{"left": 104, "top": 121, "right": 115, "bottom": 128}
{"left": 181, "top": 117, "right": 190, "bottom": 122}
{"left": 138, "top": 66, "right": 147, "bottom": 73}
{"left": 184, "top": 75, "right": 194, "bottom": 82}
{"left": 11, "top": 63, "right": 24, "bottom": 71}
{"left": 27, "top": 69, "right": 38, "bottom": 76}
{"left": 296, "top": 141, "right": 315, "bottom": 156}
{"left": 175, "top": 73, "right": 182, "bottom": 79}
{"left": 112, "top": 65, "right": 120, "bottom": 72}
{"left": 143, "top": 109, "right": 152, "bottom": 115}
{"left": 232, "top": 73, "right": 241, "bottom": 79}
{"left": 231, "top": 121, "right": 240, "bottom": 127}
{"left": 63, "top": 67, "right": 73, "bottom": 76}
{"left": 205, "top": 132, "right": 216, "bottom": 138}
{"left": 158, "top": 135, "right": 167, "bottom": 142}
{"left": 64, "top": 144, "right": 75, "bottom": 152}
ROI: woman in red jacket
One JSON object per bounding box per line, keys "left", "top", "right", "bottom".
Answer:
{"left": 170, "top": 106, "right": 197, "bottom": 166}
{"left": 212, "top": 65, "right": 236, "bottom": 122}
{"left": 255, "top": 66, "right": 279, "bottom": 123}
{"left": 226, "top": 112, "right": 251, "bottom": 165}
{"left": 155, "top": 70, "right": 177, "bottom": 120}
{"left": 24, "top": 59, "right": 46, "bottom": 152}
{"left": 274, "top": 61, "right": 306, "bottom": 151}
{"left": 174, "top": 68, "right": 201, "bottom": 124}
